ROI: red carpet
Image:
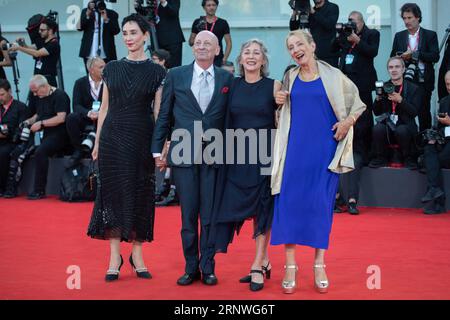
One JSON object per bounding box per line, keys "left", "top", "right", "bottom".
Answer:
{"left": 0, "top": 197, "right": 449, "bottom": 300}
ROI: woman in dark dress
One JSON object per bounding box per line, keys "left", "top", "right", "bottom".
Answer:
{"left": 211, "top": 39, "right": 281, "bottom": 291}
{"left": 87, "top": 14, "right": 166, "bottom": 281}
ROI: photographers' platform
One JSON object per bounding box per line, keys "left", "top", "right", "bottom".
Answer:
{"left": 18, "top": 157, "right": 450, "bottom": 209}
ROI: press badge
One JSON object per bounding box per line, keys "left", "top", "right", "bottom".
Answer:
{"left": 445, "top": 127, "right": 450, "bottom": 138}
{"left": 92, "top": 101, "right": 101, "bottom": 112}
{"left": 345, "top": 54, "right": 354, "bottom": 65}
{"left": 390, "top": 114, "right": 399, "bottom": 125}
{"left": 36, "top": 60, "right": 43, "bottom": 70}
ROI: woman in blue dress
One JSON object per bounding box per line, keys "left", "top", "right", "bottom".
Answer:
{"left": 271, "top": 30, "right": 366, "bottom": 294}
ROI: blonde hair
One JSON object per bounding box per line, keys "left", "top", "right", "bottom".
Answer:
{"left": 236, "top": 38, "right": 270, "bottom": 77}
{"left": 286, "top": 29, "right": 315, "bottom": 48}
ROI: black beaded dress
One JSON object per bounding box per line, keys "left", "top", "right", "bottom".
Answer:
{"left": 87, "top": 58, "right": 166, "bottom": 242}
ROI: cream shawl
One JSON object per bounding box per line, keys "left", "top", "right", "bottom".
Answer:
{"left": 271, "top": 60, "right": 366, "bottom": 195}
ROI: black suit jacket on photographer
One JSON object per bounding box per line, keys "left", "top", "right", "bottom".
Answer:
{"left": 72, "top": 76, "right": 103, "bottom": 118}
{"left": 0, "top": 36, "right": 9, "bottom": 80}
{"left": 373, "top": 80, "right": 422, "bottom": 134}
{"left": 333, "top": 25, "right": 379, "bottom": 93}
{"left": 391, "top": 28, "right": 440, "bottom": 92}
{"left": 156, "top": 0, "right": 185, "bottom": 47}
{"left": 438, "top": 37, "right": 450, "bottom": 100}
{"left": 291, "top": 0, "right": 339, "bottom": 61}
{"left": 437, "top": 95, "right": 450, "bottom": 131}
{"left": 0, "top": 100, "right": 27, "bottom": 145}
{"left": 78, "top": 8, "right": 120, "bottom": 60}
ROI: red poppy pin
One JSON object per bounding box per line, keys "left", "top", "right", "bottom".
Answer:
{"left": 222, "top": 86, "right": 229, "bottom": 94}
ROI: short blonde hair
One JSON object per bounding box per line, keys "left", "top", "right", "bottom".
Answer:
{"left": 236, "top": 38, "right": 270, "bottom": 77}
{"left": 387, "top": 56, "right": 405, "bottom": 69}
{"left": 285, "top": 29, "right": 315, "bottom": 49}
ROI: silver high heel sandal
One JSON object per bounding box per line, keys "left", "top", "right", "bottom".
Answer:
{"left": 282, "top": 265, "right": 298, "bottom": 294}
{"left": 313, "top": 264, "right": 329, "bottom": 293}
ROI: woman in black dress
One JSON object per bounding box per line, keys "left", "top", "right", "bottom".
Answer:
{"left": 210, "top": 39, "right": 281, "bottom": 291}
{"left": 87, "top": 14, "right": 166, "bottom": 281}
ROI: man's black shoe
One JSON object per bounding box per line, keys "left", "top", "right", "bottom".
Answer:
{"left": 27, "top": 191, "right": 46, "bottom": 200}
{"left": 404, "top": 157, "right": 418, "bottom": 170}
{"left": 202, "top": 273, "right": 218, "bottom": 286}
{"left": 423, "top": 202, "right": 446, "bottom": 215}
{"left": 333, "top": 203, "right": 345, "bottom": 213}
{"left": 156, "top": 188, "right": 179, "bottom": 207}
{"left": 348, "top": 202, "right": 360, "bottom": 215}
{"left": 176, "top": 272, "right": 201, "bottom": 286}
{"left": 369, "top": 157, "right": 388, "bottom": 168}
{"left": 421, "top": 187, "right": 445, "bottom": 203}
{"left": 3, "top": 190, "right": 17, "bottom": 198}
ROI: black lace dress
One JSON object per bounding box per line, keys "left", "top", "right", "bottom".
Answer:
{"left": 87, "top": 58, "right": 166, "bottom": 242}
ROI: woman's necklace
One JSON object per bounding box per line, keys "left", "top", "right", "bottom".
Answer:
{"left": 299, "top": 70, "right": 319, "bottom": 82}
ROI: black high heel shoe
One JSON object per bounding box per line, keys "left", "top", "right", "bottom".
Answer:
{"left": 239, "top": 261, "right": 272, "bottom": 283}
{"left": 129, "top": 255, "right": 152, "bottom": 279}
{"left": 249, "top": 270, "right": 265, "bottom": 291}
{"left": 105, "top": 255, "right": 123, "bottom": 282}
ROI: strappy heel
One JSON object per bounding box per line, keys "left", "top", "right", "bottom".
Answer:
{"left": 105, "top": 255, "right": 123, "bottom": 282}
{"left": 313, "top": 264, "right": 329, "bottom": 294}
{"left": 239, "top": 261, "right": 272, "bottom": 283}
{"left": 129, "top": 255, "right": 152, "bottom": 279}
{"left": 282, "top": 265, "right": 298, "bottom": 294}
{"left": 249, "top": 270, "right": 264, "bottom": 292}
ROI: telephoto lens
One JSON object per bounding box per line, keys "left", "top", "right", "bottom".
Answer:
{"left": 383, "top": 82, "right": 395, "bottom": 95}
{"left": 81, "top": 132, "right": 96, "bottom": 153}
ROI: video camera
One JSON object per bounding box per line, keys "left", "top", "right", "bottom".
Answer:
{"left": 336, "top": 19, "right": 357, "bottom": 37}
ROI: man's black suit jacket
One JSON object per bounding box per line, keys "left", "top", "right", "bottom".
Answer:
{"left": 78, "top": 8, "right": 120, "bottom": 60}
{"left": 373, "top": 80, "right": 422, "bottom": 134}
{"left": 334, "top": 25, "right": 380, "bottom": 93}
{"left": 156, "top": 0, "right": 185, "bottom": 47}
{"left": 72, "top": 76, "right": 104, "bottom": 117}
{"left": 391, "top": 27, "right": 440, "bottom": 92}
{"left": 151, "top": 63, "right": 233, "bottom": 167}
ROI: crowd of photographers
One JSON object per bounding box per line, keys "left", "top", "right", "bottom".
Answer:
{"left": 0, "top": 0, "right": 449, "bottom": 214}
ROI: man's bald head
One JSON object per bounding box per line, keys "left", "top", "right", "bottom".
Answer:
{"left": 192, "top": 30, "right": 220, "bottom": 66}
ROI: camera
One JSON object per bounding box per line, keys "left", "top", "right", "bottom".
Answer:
{"left": 375, "top": 81, "right": 396, "bottom": 98}
{"left": 289, "top": 0, "right": 311, "bottom": 29}
{"left": 81, "top": 132, "right": 96, "bottom": 153}
{"left": 336, "top": 20, "right": 357, "bottom": 37}
{"left": 89, "top": 1, "right": 107, "bottom": 12}
{"left": 1, "top": 42, "right": 13, "bottom": 51}
{"left": 135, "top": 0, "right": 158, "bottom": 21}
{"left": 195, "top": 17, "right": 207, "bottom": 31}
{"left": 12, "top": 122, "right": 31, "bottom": 144}
{"left": 419, "top": 128, "right": 446, "bottom": 147}
{"left": 0, "top": 124, "right": 9, "bottom": 136}
{"left": 438, "top": 113, "right": 447, "bottom": 118}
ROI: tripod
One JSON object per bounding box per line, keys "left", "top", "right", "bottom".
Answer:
{"left": 9, "top": 52, "right": 20, "bottom": 101}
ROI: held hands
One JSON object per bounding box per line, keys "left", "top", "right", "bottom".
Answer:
{"left": 332, "top": 118, "right": 353, "bottom": 141}
{"left": 275, "top": 91, "right": 289, "bottom": 106}
{"left": 388, "top": 92, "right": 403, "bottom": 104}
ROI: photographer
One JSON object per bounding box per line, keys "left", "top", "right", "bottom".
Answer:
{"left": 22, "top": 75, "right": 70, "bottom": 200}
{"left": 77, "top": 0, "right": 120, "bottom": 72}
{"left": 369, "top": 57, "right": 422, "bottom": 170}
{"left": 421, "top": 71, "right": 450, "bottom": 215}
{"left": 332, "top": 11, "right": 380, "bottom": 214}
{"left": 391, "top": 3, "right": 439, "bottom": 131}
{"left": 154, "top": 0, "right": 185, "bottom": 68}
{"left": 290, "top": 0, "right": 339, "bottom": 67}
{"left": 438, "top": 36, "right": 449, "bottom": 100}
{"left": 189, "top": 0, "right": 232, "bottom": 67}
{"left": 66, "top": 57, "right": 105, "bottom": 168}
{"left": 10, "top": 19, "right": 60, "bottom": 87}
{"left": 0, "top": 26, "right": 12, "bottom": 80}
{"left": 0, "top": 79, "right": 27, "bottom": 197}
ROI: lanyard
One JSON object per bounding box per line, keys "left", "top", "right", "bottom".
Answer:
{"left": 392, "top": 84, "right": 404, "bottom": 114}
{"left": 205, "top": 16, "right": 218, "bottom": 33}
{"left": 408, "top": 31, "right": 420, "bottom": 52}
{"left": 348, "top": 43, "right": 357, "bottom": 54}
{"left": 90, "top": 82, "right": 101, "bottom": 101}
{"left": 0, "top": 99, "right": 13, "bottom": 123}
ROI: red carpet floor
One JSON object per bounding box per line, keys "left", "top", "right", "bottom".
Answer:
{"left": 0, "top": 197, "right": 449, "bottom": 300}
